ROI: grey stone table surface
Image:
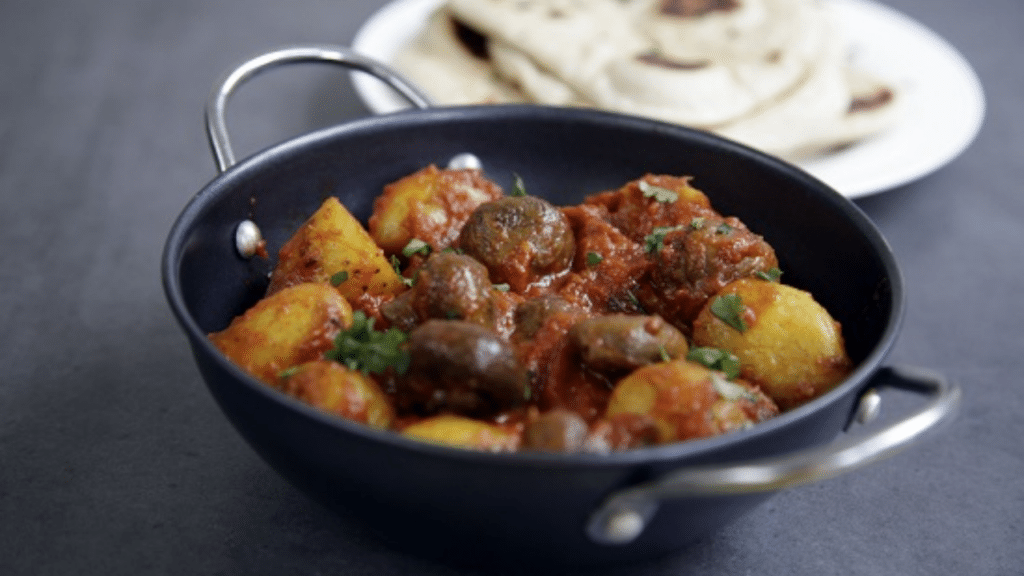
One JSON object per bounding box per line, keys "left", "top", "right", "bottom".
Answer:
{"left": 1, "top": 1, "right": 1020, "bottom": 574}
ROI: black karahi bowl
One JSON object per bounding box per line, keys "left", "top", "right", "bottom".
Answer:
{"left": 162, "top": 46, "right": 959, "bottom": 568}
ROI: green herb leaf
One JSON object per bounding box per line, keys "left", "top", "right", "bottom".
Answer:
{"left": 687, "top": 346, "right": 741, "bottom": 379}
{"left": 586, "top": 252, "right": 604, "bottom": 266}
{"left": 625, "top": 291, "right": 647, "bottom": 314}
{"left": 324, "top": 311, "right": 410, "bottom": 375}
{"left": 639, "top": 180, "right": 679, "bottom": 203}
{"left": 329, "top": 270, "right": 350, "bottom": 286}
{"left": 689, "top": 217, "right": 706, "bottom": 230}
{"left": 401, "top": 238, "right": 431, "bottom": 258}
{"left": 710, "top": 293, "right": 748, "bottom": 332}
{"left": 511, "top": 173, "right": 528, "bottom": 197}
{"left": 715, "top": 223, "right": 734, "bottom": 235}
{"left": 755, "top": 267, "right": 783, "bottom": 282}
{"left": 278, "top": 365, "right": 302, "bottom": 379}
{"left": 390, "top": 255, "right": 414, "bottom": 287}
{"left": 643, "top": 225, "right": 684, "bottom": 255}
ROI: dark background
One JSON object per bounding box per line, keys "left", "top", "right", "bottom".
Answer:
{"left": 1, "top": 1, "right": 1020, "bottom": 574}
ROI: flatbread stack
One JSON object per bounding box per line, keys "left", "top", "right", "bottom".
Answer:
{"left": 393, "top": 0, "right": 900, "bottom": 159}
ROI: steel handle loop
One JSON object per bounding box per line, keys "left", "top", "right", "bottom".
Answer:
{"left": 587, "top": 365, "right": 961, "bottom": 545}
{"left": 205, "top": 44, "right": 433, "bottom": 173}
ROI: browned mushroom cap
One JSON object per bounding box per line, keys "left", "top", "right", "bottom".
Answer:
{"left": 637, "top": 214, "right": 778, "bottom": 329}
{"left": 396, "top": 319, "right": 529, "bottom": 416}
{"left": 521, "top": 408, "right": 589, "bottom": 453}
{"left": 569, "top": 313, "right": 689, "bottom": 372}
{"left": 458, "top": 195, "right": 575, "bottom": 293}
{"left": 409, "top": 250, "right": 496, "bottom": 327}
{"left": 512, "top": 294, "right": 578, "bottom": 341}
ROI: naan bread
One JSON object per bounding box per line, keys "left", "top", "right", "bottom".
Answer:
{"left": 393, "top": 0, "right": 900, "bottom": 159}
{"left": 393, "top": 8, "right": 528, "bottom": 105}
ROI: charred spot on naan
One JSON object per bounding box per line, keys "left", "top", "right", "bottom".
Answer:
{"left": 849, "top": 86, "right": 895, "bottom": 113}
{"left": 451, "top": 17, "right": 490, "bottom": 60}
{"left": 636, "top": 51, "right": 712, "bottom": 70}
{"left": 660, "top": 0, "right": 741, "bottom": 18}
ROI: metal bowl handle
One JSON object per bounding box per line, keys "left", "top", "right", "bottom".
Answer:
{"left": 586, "top": 365, "right": 961, "bottom": 545}
{"left": 205, "top": 44, "right": 433, "bottom": 173}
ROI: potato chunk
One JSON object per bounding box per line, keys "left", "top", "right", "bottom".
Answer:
{"left": 692, "top": 278, "right": 852, "bottom": 409}
{"left": 368, "top": 165, "right": 503, "bottom": 255}
{"left": 266, "top": 197, "right": 404, "bottom": 304}
{"left": 209, "top": 282, "right": 353, "bottom": 385}
{"left": 279, "top": 360, "right": 394, "bottom": 429}
{"left": 400, "top": 414, "right": 520, "bottom": 452}
{"left": 605, "top": 359, "right": 777, "bottom": 443}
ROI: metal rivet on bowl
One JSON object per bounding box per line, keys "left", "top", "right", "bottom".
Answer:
{"left": 235, "top": 219, "right": 263, "bottom": 258}
{"left": 447, "top": 152, "right": 482, "bottom": 171}
{"left": 854, "top": 389, "right": 882, "bottom": 425}
{"left": 602, "top": 508, "right": 646, "bottom": 544}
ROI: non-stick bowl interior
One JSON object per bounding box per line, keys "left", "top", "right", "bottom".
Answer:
{"left": 162, "top": 105, "right": 903, "bottom": 565}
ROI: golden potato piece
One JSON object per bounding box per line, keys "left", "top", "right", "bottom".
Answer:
{"left": 279, "top": 360, "right": 394, "bottom": 429}
{"left": 266, "top": 197, "right": 404, "bottom": 303}
{"left": 209, "top": 282, "right": 353, "bottom": 385}
{"left": 606, "top": 359, "right": 778, "bottom": 444}
{"left": 400, "top": 414, "right": 520, "bottom": 452}
{"left": 368, "top": 165, "right": 503, "bottom": 255}
{"left": 692, "top": 278, "right": 852, "bottom": 410}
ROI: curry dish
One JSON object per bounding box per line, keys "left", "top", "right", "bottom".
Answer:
{"left": 209, "top": 165, "right": 852, "bottom": 453}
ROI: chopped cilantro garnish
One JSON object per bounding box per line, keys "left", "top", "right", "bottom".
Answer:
{"left": 390, "top": 256, "right": 414, "bottom": 287}
{"left": 278, "top": 365, "right": 302, "bottom": 379}
{"left": 324, "top": 311, "right": 410, "bottom": 375}
{"left": 511, "top": 173, "right": 528, "bottom": 197}
{"left": 687, "top": 346, "right": 741, "bottom": 379}
{"left": 715, "top": 223, "right": 734, "bottom": 235}
{"left": 586, "top": 252, "right": 604, "bottom": 266}
{"left": 658, "top": 345, "right": 671, "bottom": 363}
{"left": 756, "top": 267, "right": 783, "bottom": 282}
{"left": 710, "top": 293, "right": 748, "bottom": 332}
{"left": 401, "top": 238, "right": 431, "bottom": 258}
{"left": 644, "top": 225, "right": 684, "bottom": 254}
{"left": 329, "top": 270, "right": 350, "bottom": 286}
{"left": 625, "top": 291, "right": 647, "bottom": 313}
{"left": 639, "top": 180, "right": 679, "bottom": 203}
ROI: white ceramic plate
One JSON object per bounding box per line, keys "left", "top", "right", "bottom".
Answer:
{"left": 351, "top": 0, "right": 985, "bottom": 198}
